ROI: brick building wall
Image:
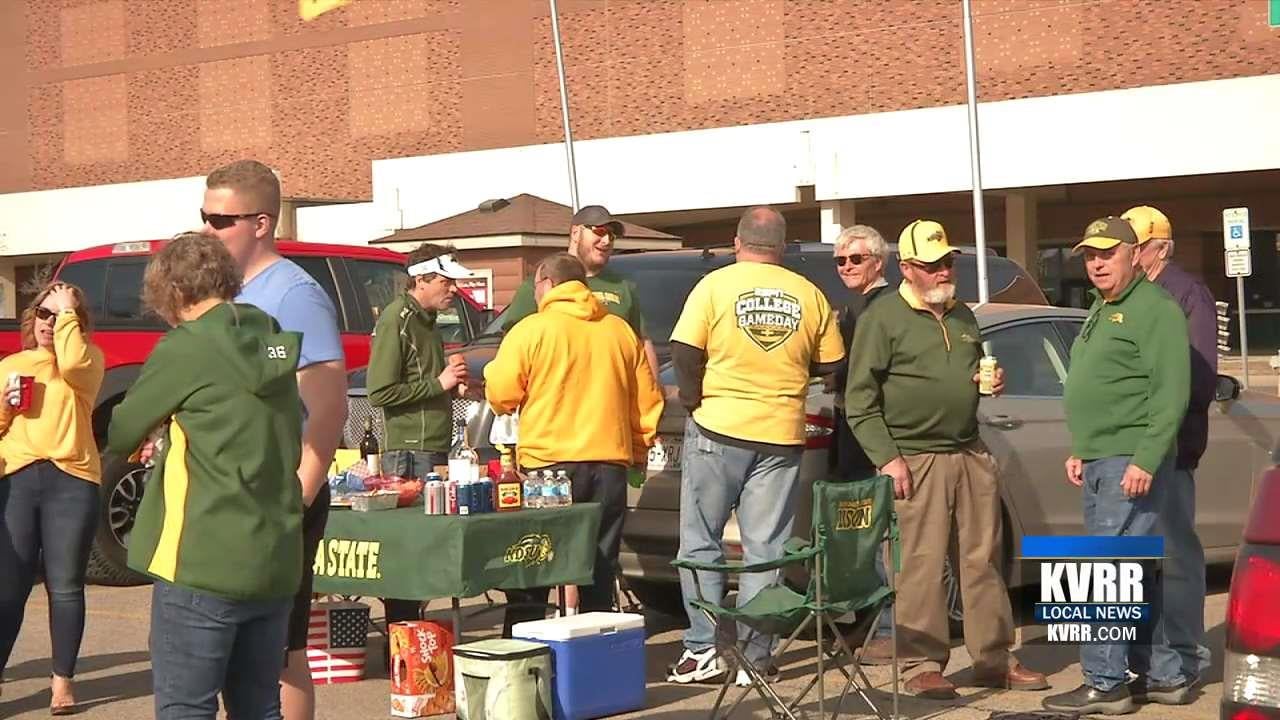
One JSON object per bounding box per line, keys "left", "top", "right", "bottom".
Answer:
{"left": 2, "top": 0, "right": 1278, "bottom": 201}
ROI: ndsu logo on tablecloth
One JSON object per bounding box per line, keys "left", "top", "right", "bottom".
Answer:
{"left": 735, "top": 288, "right": 802, "bottom": 352}
{"left": 504, "top": 533, "right": 555, "bottom": 567}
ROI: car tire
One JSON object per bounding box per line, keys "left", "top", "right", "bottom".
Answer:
{"left": 86, "top": 455, "right": 150, "bottom": 587}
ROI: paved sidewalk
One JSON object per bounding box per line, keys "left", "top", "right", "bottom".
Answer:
{"left": 1, "top": 578, "right": 1228, "bottom": 719}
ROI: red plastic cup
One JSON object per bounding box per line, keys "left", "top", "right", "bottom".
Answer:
{"left": 13, "top": 376, "right": 32, "bottom": 412}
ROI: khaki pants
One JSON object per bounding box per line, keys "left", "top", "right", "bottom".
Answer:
{"left": 895, "top": 444, "right": 1015, "bottom": 675}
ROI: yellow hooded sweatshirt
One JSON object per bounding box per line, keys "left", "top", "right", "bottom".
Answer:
{"left": 485, "top": 280, "right": 664, "bottom": 469}
{"left": 0, "top": 312, "right": 105, "bottom": 482}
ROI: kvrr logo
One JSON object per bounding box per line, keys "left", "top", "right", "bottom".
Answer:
{"left": 1040, "top": 561, "right": 1144, "bottom": 604}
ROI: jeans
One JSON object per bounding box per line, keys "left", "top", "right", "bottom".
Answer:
{"left": 871, "top": 542, "right": 894, "bottom": 638}
{"left": 0, "top": 461, "right": 99, "bottom": 679}
{"left": 503, "top": 462, "right": 628, "bottom": 635}
{"left": 1079, "top": 455, "right": 1180, "bottom": 692}
{"left": 380, "top": 451, "right": 447, "bottom": 639}
{"left": 677, "top": 419, "right": 801, "bottom": 663}
{"left": 1160, "top": 468, "right": 1210, "bottom": 683}
{"left": 150, "top": 581, "right": 291, "bottom": 720}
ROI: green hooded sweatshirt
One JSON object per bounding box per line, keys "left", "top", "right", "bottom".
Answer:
{"left": 107, "top": 303, "right": 303, "bottom": 601}
{"left": 366, "top": 292, "right": 452, "bottom": 452}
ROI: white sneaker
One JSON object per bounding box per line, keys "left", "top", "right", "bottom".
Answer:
{"left": 735, "top": 665, "right": 780, "bottom": 687}
{"left": 667, "top": 647, "right": 725, "bottom": 683}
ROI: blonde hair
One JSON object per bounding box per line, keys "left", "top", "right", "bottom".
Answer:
{"left": 206, "top": 159, "right": 281, "bottom": 217}
{"left": 143, "top": 232, "right": 242, "bottom": 323}
{"left": 834, "top": 224, "right": 887, "bottom": 257}
{"left": 21, "top": 284, "right": 92, "bottom": 350}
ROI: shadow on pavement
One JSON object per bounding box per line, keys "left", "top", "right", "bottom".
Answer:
{"left": 0, "top": 667, "right": 153, "bottom": 717}
{"left": 3, "top": 650, "right": 151, "bottom": 682}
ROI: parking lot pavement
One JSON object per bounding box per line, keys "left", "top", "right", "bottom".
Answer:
{"left": 2, "top": 579, "right": 1228, "bottom": 720}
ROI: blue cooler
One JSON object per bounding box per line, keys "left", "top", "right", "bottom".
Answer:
{"left": 512, "top": 612, "right": 645, "bottom": 720}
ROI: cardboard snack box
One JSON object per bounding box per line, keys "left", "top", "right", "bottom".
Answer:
{"left": 389, "top": 621, "right": 455, "bottom": 718}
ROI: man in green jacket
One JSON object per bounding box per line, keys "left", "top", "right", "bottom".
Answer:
{"left": 845, "top": 220, "right": 1046, "bottom": 699}
{"left": 502, "top": 205, "right": 659, "bottom": 380}
{"left": 366, "top": 243, "right": 475, "bottom": 625}
{"left": 1044, "top": 217, "right": 1190, "bottom": 716}
{"left": 108, "top": 233, "right": 303, "bottom": 719}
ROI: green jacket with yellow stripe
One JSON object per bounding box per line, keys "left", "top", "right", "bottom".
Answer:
{"left": 107, "top": 303, "right": 304, "bottom": 600}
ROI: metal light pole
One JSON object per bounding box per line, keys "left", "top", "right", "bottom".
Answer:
{"left": 548, "top": 0, "right": 580, "bottom": 212}
{"left": 961, "top": 0, "right": 990, "bottom": 304}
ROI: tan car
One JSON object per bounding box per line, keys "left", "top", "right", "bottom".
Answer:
{"left": 619, "top": 303, "right": 1277, "bottom": 617}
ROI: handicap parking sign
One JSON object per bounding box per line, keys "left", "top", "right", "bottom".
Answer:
{"left": 1230, "top": 225, "right": 1244, "bottom": 240}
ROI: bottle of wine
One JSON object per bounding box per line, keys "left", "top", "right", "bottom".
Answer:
{"left": 361, "top": 417, "right": 380, "bottom": 475}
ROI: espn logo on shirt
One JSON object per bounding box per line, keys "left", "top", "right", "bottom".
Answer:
{"left": 1021, "top": 536, "right": 1162, "bottom": 645}
{"left": 735, "top": 288, "right": 801, "bottom": 351}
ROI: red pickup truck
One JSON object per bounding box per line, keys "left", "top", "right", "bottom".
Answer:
{"left": 0, "top": 240, "right": 488, "bottom": 585}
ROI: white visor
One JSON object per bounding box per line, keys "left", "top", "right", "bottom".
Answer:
{"left": 408, "top": 254, "right": 476, "bottom": 280}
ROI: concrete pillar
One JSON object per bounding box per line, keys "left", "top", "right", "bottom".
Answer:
{"left": 819, "top": 199, "right": 857, "bottom": 244}
{"left": 277, "top": 199, "right": 299, "bottom": 240}
{"left": 0, "top": 260, "right": 15, "bottom": 319}
{"left": 1004, "top": 190, "right": 1039, "bottom": 282}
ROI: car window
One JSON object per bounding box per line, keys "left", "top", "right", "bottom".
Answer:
{"left": 102, "top": 260, "right": 150, "bottom": 322}
{"left": 1054, "top": 319, "right": 1083, "bottom": 350}
{"left": 290, "top": 256, "right": 343, "bottom": 327}
{"left": 55, "top": 259, "right": 108, "bottom": 321}
{"left": 627, "top": 267, "right": 709, "bottom": 344}
{"left": 348, "top": 260, "right": 406, "bottom": 328}
{"left": 984, "top": 322, "right": 1070, "bottom": 397}
{"left": 347, "top": 259, "right": 468, "bottom": 343}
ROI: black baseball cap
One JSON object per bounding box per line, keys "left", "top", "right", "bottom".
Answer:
{"left": 571, "top": 205, "right": 624, "bottom": 237}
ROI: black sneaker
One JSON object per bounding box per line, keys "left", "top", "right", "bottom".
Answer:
{"left": 1130, "top": 677, "right": 1193, "bottom": 705}
{"left": 1042, "top": 684, "right": 1136, "bottom": 715}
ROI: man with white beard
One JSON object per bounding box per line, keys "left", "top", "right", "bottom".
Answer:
{"left": 844, "top": 220, "right": 1048, "bottom": 699}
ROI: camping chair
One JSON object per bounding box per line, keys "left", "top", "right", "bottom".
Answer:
{"left": 672, "top": 475, "right": 901, "bottom": 720}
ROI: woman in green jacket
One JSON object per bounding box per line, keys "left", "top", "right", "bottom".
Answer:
{"left": 107, "top": 233, "right": 305, "bottom": 720}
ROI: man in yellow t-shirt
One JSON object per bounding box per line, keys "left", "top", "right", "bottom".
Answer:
{"left": 666, "top": 206, "right": 845, "bottom": 685}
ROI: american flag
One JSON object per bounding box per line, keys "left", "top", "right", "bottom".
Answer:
{"left": 307, "top": 601, "right": 370, "bottom": 684}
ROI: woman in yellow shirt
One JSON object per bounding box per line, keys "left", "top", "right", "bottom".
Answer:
{"left": 0, "top": 283, "right": 104, "bottom": 714}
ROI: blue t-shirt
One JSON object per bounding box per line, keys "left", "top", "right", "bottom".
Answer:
{"left": 236, "top": 258, "right": 343, "bottom": 369}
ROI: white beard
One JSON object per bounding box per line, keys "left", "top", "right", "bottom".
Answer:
{"left": 922, "top": 282, "right": 956, "bottom": 305}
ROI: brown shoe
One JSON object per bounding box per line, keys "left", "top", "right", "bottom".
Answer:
{"left": 855, "top": 637, "right": 895, "bottom": 665}
{"left": 973, "top": 662, "right": 1050, "bottom": 691}
{"left": 905, "top": 671, "right": 959, "bottom": 700}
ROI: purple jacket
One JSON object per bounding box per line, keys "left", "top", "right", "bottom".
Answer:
{"left": 1152, "top": 262, "right": 1218, "bottom": 470}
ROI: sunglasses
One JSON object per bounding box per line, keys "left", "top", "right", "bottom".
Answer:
{"left": 589, "top": 225, "right": 614, "bottom": 238}
{"left": 34, "top": 307, "right": 57, "bottom": 321}
{"left": 908, "top": 255, "right": 955, "bottom": 273}
{"left": 835, "top": 254, "right": 871, "bottom": 267}
{"left": 200, "top": 210, "right": 270, "bottom": 230}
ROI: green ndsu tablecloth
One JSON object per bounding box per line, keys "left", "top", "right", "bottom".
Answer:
{"left": 312, "top": 503, "right": 602, "bottom": 600}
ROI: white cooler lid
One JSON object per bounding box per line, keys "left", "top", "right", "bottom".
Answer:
{"left": 512, "top": 612, "right": 645, "bottom": 641}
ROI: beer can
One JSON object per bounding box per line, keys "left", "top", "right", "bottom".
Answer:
{"left": 463, "top": 479, "right": 478, "bottom": 512}
{"left": 425, "top": 480, "right": 443, "bottom": 515}
{"left": 444, "top": 479, "right": 459, "bottom": 515}
{"left": 978, "top": 354, "right": 998, "bottom": 396}
{"left": 478, "top": 479, "right": 494, "bottom": 513}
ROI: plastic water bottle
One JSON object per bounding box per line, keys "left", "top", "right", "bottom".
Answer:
{"left": 524, "top": 471, "right": 541, "bottom": 509}
{"left": 556, "top": 470, "right": 572, "bottom": 507}
{"left": 541, "top": 470, "right": 558, "bottom": 508}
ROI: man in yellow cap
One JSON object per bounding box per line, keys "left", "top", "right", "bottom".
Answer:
{"left": 845, "top": 220, "right": 1046, "bottom": 699}
{"left": 1045, "top": 216, "right": 1190, "bottom": 715}
{"left": 1122, "top": 205, "right": 1215, "bottom": 695}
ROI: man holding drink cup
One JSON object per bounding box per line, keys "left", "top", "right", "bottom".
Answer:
{"left": 367, "top": 243, "right": 477, "bottom": 626}
{"left": 844, "top": 220, "right": 1046, "bottom": 699}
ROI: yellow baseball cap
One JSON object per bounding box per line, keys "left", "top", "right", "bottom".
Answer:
{"left": 898, "top": 220, "right": 956, "bottom": 263}
{"left": 1121, "top": 205, "right": 1171, "bottom": 245}
{"left": 1072, "top": 216, "right": 1139, "bottom": 253}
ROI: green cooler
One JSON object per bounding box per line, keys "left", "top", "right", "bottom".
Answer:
{"left": 453, "top": 639, "right": 554, "bottom": 720}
